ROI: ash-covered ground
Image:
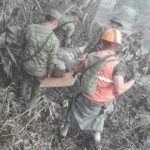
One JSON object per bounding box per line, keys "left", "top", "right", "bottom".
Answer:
{"left": 0, "top": 0, "right": 150, "bottom": 150}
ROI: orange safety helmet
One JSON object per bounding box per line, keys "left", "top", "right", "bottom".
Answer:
{"left": 101, "top": 28, "right": 122, "bottom": 45}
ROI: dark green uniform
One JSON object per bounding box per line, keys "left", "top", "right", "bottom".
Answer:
{"left": 55, "top": 15, "right": 75, "bottom": 47}
{"left": 22, "top": 24, "right": 59, "bottom": 79}
{"left": 21, "top": 24, "right": 59, "bottom": 105}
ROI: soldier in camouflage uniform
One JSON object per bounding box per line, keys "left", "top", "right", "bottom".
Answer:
{"left": 54, "top": 8, "right": 82, "bottom": 47}
{"left": 21, "top": 9, "right": 61, "bottom": 106}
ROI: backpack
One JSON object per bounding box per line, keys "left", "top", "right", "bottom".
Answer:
{"left": 80, "top": 52, "right": 105, "bottom": 95}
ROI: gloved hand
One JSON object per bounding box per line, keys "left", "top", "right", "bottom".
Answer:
{"left": 132, "top": 71, "right": 141, "bottom": 82}
{"left": 72, "top": 71, "right": 78, "bottom": 78}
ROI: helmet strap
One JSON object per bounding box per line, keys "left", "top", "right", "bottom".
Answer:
{"left": 110, "top": 43, "right": 116, "bottom": 49}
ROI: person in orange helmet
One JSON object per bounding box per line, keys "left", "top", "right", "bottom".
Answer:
{"left": 60, "top": 28, "right": 141, "bottom": 149}
{"left": 86, "top": 17, "right": 123, "bottom": 53}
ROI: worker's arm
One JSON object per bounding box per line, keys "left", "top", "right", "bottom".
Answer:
{"left": 113, "top": 75, "right": 135, "bottom": 95}
{"left": 113, "top": 61, "right": 141, "bottom": 95}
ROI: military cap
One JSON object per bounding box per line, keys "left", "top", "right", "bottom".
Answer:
{"left": 71, "top": 8, "right": 83, "bottom": 20}
{"left": 110, "top": 17, "right": 123, "bottom": 27}
{"left": 46, "top": 9, "right": 61, "bottom": 20}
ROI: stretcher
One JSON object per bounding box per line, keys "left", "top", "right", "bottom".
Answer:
{"left": 39, "top": 72, "right": 76, "bottom": 88}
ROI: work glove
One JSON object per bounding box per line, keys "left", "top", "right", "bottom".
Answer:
{"left": 132, "top": 71, "right": 141, "bottom": 82}
{"left": 72, "top": 71, "right": 78, "bottom": 78}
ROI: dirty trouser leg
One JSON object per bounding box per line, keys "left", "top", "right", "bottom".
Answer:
{"left": 93, "top": 115, "right": 105, "bottom": 150}
{"left": 21, "top": 72, "right": 32, "bottom": 99}
{"left": 93, "top": 102, "right": 114, "bottom": 144}
{"left": 29, "top": 78, "right": 44, "bottom": 107}
{"left": 93, "top": 113, "right": 106, "bottom": 144}
{"left": 21, "top": 78, "right": 30, "bottom": 98}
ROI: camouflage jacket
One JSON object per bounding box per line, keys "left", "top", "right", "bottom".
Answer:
{"left": 56, "top": 15, "right": 75, "bottom": 39}
{"left": 22, "top": 24, "right": 59, "bottom": 79}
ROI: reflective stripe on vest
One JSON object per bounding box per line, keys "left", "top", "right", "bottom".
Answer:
{"left": 98, "top": 76, "right": 113, "bottom": 83}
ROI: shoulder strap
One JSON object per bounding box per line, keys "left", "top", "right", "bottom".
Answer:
{"left": 83, "top": 55, "right": 117, "bottom": 73}
{"left": 22, "top": 31, "right": 53, "bottom": 63}
{"left": 54, "top": 21, "right": 74, "bottom": 31}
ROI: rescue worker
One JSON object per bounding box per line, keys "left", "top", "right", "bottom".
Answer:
{"left": 21, "top": 9, "right": 61, "bottom": 106}
{"left": 60, "top": 28, "right": 141, "bottom": 148}
{"left": 87, "top": 16, "right": 123, "bottom": 52}
{"left": 54, "top": 8, "right": 82, "bottom": 47}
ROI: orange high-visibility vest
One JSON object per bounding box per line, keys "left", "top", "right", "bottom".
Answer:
{"left": 82, "top": 50, "right": 119, "bottom": 102}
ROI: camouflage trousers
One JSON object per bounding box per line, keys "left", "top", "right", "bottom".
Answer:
{"left": 66, "top": 95, "right": 114, "bottom": 132}
{"left": 21, "top": 71, "right": 44, "bottom": 107}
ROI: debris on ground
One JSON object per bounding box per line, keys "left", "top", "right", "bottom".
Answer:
{"left": 0, "top": 0, "right": 150, "bottom": 150}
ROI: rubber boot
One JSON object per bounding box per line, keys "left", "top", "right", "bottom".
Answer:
{"left": 94, "top": 131, "right": 101, "bottom": 144}
{"left": 93, "top": 131, "right": 102, "bottom": 150}
{"left": 60, "top": 123, "right": 70, "bottom": 137}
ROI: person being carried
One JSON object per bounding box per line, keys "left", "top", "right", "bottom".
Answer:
{"left": 60, "top": 28, "right": 141, "bottom": 149}
{"left": 54, "top": 8, "right": 82, "bottom": 47}
{"left": 21, "top": 9, "right": 61, "bottom": 106}
{"left": 52, "top": 46, "right": 86, "bottom": 77}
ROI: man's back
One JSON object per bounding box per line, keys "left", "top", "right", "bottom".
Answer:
{"left": 22, "top": 24, "right": 59, "bottom": 78}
